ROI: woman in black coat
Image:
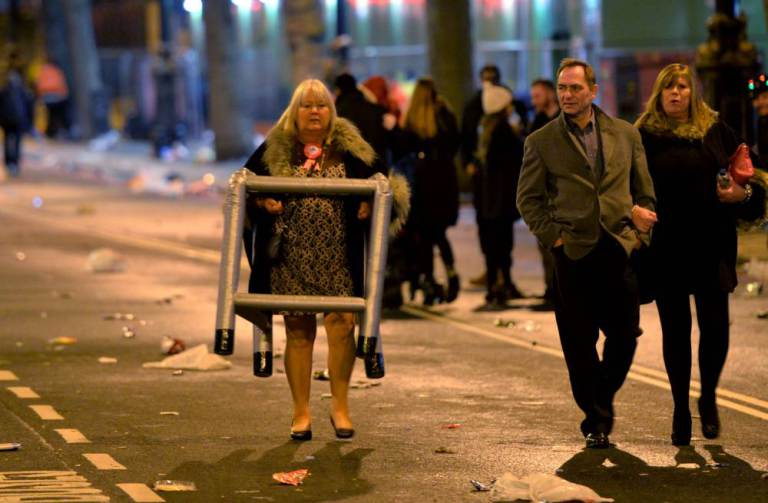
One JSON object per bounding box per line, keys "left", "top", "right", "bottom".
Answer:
{"left": 635, "top": 63, "right": 766, "bottom": 446}
{"left": 472, "top": 83, "right": 524, "bottom": 305}
{"left": 394, "top": 77, "right": 461, "bottom": 304}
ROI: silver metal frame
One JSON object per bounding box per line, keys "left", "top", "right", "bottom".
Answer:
{"left": 214, "top": 168, "right": 393, "bottom": 375}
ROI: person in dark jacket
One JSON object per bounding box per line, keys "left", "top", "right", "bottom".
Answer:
{"left": 243, "top": 79, "right": 376, "bottom": 442}
{"left": 395, "top": 77, "right": 461, "bottom": 304}
{"left": 474, "top": 83, "right": 524, "bottom": 306}
{"left": 333, "top": 73, "right": 389, "bottom": 163}
{"left": 0, "top": 51, "right": 32, "bottom": 177}
{"left": 635, "top": 63, "right": 766, "bottom": 446}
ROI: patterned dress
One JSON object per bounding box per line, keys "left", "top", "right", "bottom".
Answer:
{"left": 270, "top": 149, "right": 355, "bottom": 313}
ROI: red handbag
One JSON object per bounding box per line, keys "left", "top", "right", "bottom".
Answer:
{"left": 728, "top": 143, "right": 755, "bottom": 185}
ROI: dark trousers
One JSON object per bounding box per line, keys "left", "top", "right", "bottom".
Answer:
{"left": 537, "top": 241, "right": 555, "bottom": 298}
{"left": 552, "top": 235, "right": 640, "bottom": 435}
{"left": 2, "top": 125, "right": 21, "bottom": 175}
{"left": 478, "top": 217, "right": 514, "bottom": 295}
{"left": 45, "top": 100, "right": 70, "bottom": 138}
{"left": 656, "top": 287, "right": 729, "bottom": 414}
{"left": 415, "top": 224, "right": 454, "bottom": 279}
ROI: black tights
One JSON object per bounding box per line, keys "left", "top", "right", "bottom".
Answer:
{"left": 656, "top": 288, "right": 729, "bottom": 414}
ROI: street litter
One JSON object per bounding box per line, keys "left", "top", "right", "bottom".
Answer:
{"left": 272, "top": 469, "right": 310, "bottom": 486}
{"left": 745, "top": 281, "right": 764, "bottom": 296}
{"left": 32, "top": 196, "right": 43, "bottom": 208}
{"left": 156, "top": 293, "right": 184, "bottom": 305}
{"left": 49, "top": 336, "right": 77, "bottom": 345}
{"left": 312, "top": 369, "right": 330, "bottom": 381}
{"left": 677, "top": 463, "right": 699, "bottom": 470}
{"left": 86, "top": 248, "right": 125, "bottom": 273}
{"left": 122, "top": 326, "right": 135, "bottom": 339}
{"left": 161, "top": 336, "right": 186, "bottom": 355}
{"left": 75, "top": 204, "right": 96, "bottom": 215}
{"left": 0, "top": 443, "right": 21, "bottom": 451}
{"left": 470, "top": 480, "right": 493, "bottom": 492}
{"left": 441, "top": 423, "right": 462, "bottom": 429}
{"left": 304, "top": 455, "right": 315, "bottom": 461}
{"left": 153, "top": 480, "right": 196, "bottom": 492}
{"left": 434, "top": 446, "right": 456, "bottom": 454}
{"left": 160, "top": 411, "right": 179, "bottom": 416}
{"left": 494, "top": 318, "right": 515, "bottom": 327}
{"left": 490, "top": 473, "right": 614, "bottom": 502}
{"left": 143, "top": 344, "right": 231, "bottom": 371}
{"left": 757, "top": 311, "right": 768, "bottom": 319}
{"left": 15, "top": 251, "right": 26, "bottom": 261}
{"left": 40, "top": 312, "right": 48, "bottom": 319}
{"left": 98, "top": 357, "right": 117, "bottom": 364}
{"left": 172, "top": 369, "right": 184, "bottom": 376}
{"left": 320, "top": 393, "right": 332, "bottom": 399}
{"left": 103, "top": 313, "right": 136, "bottom": 321}
{"left": 350, "top": 380, "right": 382, "bottom": 389}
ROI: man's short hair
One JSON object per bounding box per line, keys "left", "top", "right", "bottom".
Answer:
{"left": 479, "top": 64, "right": 501, "bottom": 85}
{"left": 556, "top": 58, "right": 596, "bottom": 88}
{"left": 531, "top": 79, "right": 555, "bottom": 93}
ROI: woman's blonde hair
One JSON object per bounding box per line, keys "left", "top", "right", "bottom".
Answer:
{"left": 403, "top": 77, "right": 439, "bottom": 139}
{"left": 274, "top": 78, "right": 338, "bottom": 139}
{"left": 635, "top": 63, "right": 716, "bottom": 134}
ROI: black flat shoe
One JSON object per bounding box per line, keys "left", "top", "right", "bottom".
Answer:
{"left": 585, "top": 432, "right": 610, "bottom": 449}
{"left": 290, "top": 429, "right": 312, "bottom": 441}
{"left": 698, "top": 397, "right": 720, "bottom": 439}
{"left": 330, "top": 416, "right": 354, "bottom": 439}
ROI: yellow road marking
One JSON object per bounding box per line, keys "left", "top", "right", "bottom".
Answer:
{"left": 402, "top": 305, "right": 768, "bottom": 422}
{"left": 116, "top": 483, "right": 166, "bottom": 502}
{"left": 0, "top": 370, "right": 19, "bottom": 381}
{"left": 6, "top": 386, "right": 39, "bottom": 399}
{"left": 83, "top": 453, "right": 126, "bottom": 470}
{"left": 29, "top": 405, "right": 64, "bottom": 420}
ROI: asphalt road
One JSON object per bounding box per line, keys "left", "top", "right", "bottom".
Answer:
{"left": 0, "top": 173, "right": 767, "bottom": 502}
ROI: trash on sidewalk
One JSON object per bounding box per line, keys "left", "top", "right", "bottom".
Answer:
{"left": 434, "top": 446, "right": 456, "bottom": 454}
{"left": 490, "top": 473, "right": 614, "bottom": 502}
{"left": 519, "top": 320, "right": 541, "bottom": 332}
{"left": 143, "top": 344, "right": 231, "bottom": 371}
{"left": 441, "top": 423, "right": 462, "bottom": 430}
{"left": 677, "top": 463, "right": 699, "bottom": 470}
{"left": 103, "top": 313, "right": 136, "bottom": 321}
{"left": 160, "top": 411, "right": 179, "bottom": 416}
{"left": 350, "top": 380, "right": 382, "bottom": 389}
{"left": 40, "top": 312, "right": 48, "bottom": 319}
{"left": 494, "top": 318, "right": 515, "bottom": 328}
{"left": 32, "top": 196, "right": 43, "bottom": 209}
{"left": 86, "top": 248, "right": 125, "bottom": 273}
{"left": 0, "top": 443, "right": 21, "bottom": 451}
{"left": 15, "top": 251, "right": 26, "bottom": 261}
{"left": 172, "top": 369, "right": 184, "bottom": 376}
{"left": 470, "top": 479, "right": 493, "bottom": 492}
{"left": 98, "top": 357, "right": 117, "bottom": 364}
{"left": 161, "top": 336, "right": 186, "bottom": 355}
{"left": 48, "top": 336, "right": 77, "bottom": 345}
{"left": 272, "top": 469, "right": 310, "bottom": 486}
{"left": 756, "top": 310, "right": 768, "bottom": 319}
{"left": 745, "top": 282, "right": 763, "bottom": 296}
{"left": 312, "top": 369, "right": 330, "bottom": 381}
{"left": 320, "top": 393, "right": 332, "bottom": 399}
{"left": 122, "top": 326, "right": 135, "bottom": 339}
{"left": 152, "top": 480, "right": 197, "bottom": 492}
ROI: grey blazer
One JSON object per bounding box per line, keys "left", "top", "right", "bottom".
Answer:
{"left": 516, "top": 106, "right": 656, "bottom": 260}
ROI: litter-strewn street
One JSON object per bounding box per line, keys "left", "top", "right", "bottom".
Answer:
{"left": 0, "top": 149, "right": 766, "bottom": 502}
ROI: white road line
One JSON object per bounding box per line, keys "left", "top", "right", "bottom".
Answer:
{"left": 29, "top": 405, "right": 64, "bottom": 420}
{"left": 54, "top": 428, "right": 91, "bottom": 444}
{"left": 0, "top": 470, "right": 109, "bottom": 501}
{"left": 6, "top": 386, "right": 39, "bottom": 399}
{"left": 83, "top": 453, "right": 127, "bottom": 470}
{"left": 116, "top": 483, "right": 166, "bottom": 502}
{"left": 0, "top": 370, "right": 19, "bottom": 381}
{"left": 403, "top": 305, "right": 768, "bottom": 421}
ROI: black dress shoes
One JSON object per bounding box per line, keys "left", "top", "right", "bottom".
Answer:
{"left": 698, "top": 397, "right": 720, "bottom": 439}
{"left": 290, "top": 429, "right": 312, "bottom": 441}
{"left": 330, "top": 417, "right": 354, "bottom": 439}
{"left": 585, "top": 432, "right": 610, "bottom": 449}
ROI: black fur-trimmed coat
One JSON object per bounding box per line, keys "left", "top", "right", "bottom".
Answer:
{"left": 242, "top": 118, "right": 408, "bottom": 297}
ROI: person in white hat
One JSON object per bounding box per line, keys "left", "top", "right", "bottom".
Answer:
{"left": 472, "top": 82, "right": 525, "bottom": 307}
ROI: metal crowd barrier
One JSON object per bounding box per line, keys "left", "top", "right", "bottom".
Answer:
{"left": 214, "top": 168, "right": 393, "bottom": 378}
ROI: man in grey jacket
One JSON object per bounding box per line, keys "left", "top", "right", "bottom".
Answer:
{"left": 517, "top": 58, "right": 657, "bottom": 449}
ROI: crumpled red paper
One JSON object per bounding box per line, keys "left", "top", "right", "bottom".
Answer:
{"left": 272, "top": 468, "right": 310, "bottom": 486}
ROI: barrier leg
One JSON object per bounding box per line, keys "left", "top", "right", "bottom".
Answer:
{"left": 253, "top": 312, "right": 273, "bottom": 377}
